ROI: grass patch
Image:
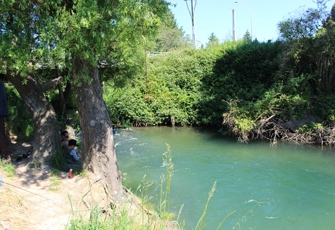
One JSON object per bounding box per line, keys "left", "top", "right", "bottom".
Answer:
{"left": 51, "top": 170, "right": 61, "bottom": 177}
{"left": 50, "top": 150, "right": 68, "bottom": 171}
{"left": 49, "top": 173, "right": 62, "bottom": 191}
{"left": 67, "top": 206, "right": 152, "bottom": 230}
{"left": 78, "top": 169, "right": 88, "bottom": 177}
{"left": 50, "top": 176, "right": 61, "bottom": 186}
{"left": 0, "top": 159, "right": 15, "bottom": 177}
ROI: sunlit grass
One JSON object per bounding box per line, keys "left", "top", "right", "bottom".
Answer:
{"left": 0, "top": 158, "right": 15, "bottom": 177}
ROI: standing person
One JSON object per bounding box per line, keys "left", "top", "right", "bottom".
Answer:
{"left": 0, "top": 75, "right": 12, "bottom": 162}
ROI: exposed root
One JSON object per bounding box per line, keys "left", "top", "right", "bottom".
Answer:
{"left": 223, "top": 112, "right": 335, "bottom": 147}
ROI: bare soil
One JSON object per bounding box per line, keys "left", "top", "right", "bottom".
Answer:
{"left": 0, "top": 142, "right": 73, "bottom": 230}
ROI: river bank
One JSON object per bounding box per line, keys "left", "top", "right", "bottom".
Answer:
{"left": 0, "top": 141, "right": 179, "bottom": 230}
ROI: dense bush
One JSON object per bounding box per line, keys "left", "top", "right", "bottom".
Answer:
{"left": 104, "top": 40, "right": 283, "bottom": 127}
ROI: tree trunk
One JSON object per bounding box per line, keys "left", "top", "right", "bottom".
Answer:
{"left": 72, "top": 59, "right": 123, "bottom": 202}
{"left": 6, "top": 74, "right": 60, "bottom": 165}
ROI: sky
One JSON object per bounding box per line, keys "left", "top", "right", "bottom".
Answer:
{"left": 169, "top": 0, "right": 334, "bottom": 47}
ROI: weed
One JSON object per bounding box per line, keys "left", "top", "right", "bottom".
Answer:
{"left": 78, "top": 169, "right": 88, "bottom": 177}
{"left": 159, "top": 144, "right": 174, "bottom": 216}
{"left": 67, "top": 205, "right": 151, "bottom": 230}
{"left": 51, "top": 170, "right": 60, "bottom": 177}
{"left": 136, "top": 175, "right": 154, "bottom": 223}
{"left": 0, "top": 159, "right": 15, "bottom": 177}
{"left": 17, "top": 196, "right": 24, "bottom": 206}
{"left": 30, "top": 161, "right": 41, "bottom": 169}
{"left": 194, "top": 182, "right": 217, "bottom": 230}
{"left": 50, "top": 150, "right": 68, "bottom": 171}
{"left": 233, "top": 200, "right": 266, "bottom": 229}
{"left": 50, "top": 176, "right": 61, "bottom": 187}
{"left": 48, "top": 175, "right": 62, "bottom": 191}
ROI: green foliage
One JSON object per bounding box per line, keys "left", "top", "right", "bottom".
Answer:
{"left": 2, "top": 0, "right": 334, "bottom": 145}
{"left": 278, "top": 0, "right": 335, "bottom": 94}
{"left": 0, "top": 159, "right": 15, "bottom": 177}
{"left": 5, "top": 84, "right": 34, "bottom": 141}
{"left": 104, "top": 47, "right": 215, "bottom": 126}
{"left": 247, "top": 89, "right": 310, "bottom": 121}
{"left": 68, "top": 206, "right": 147, "bottom": 230}
{"left": 297, "top": 122, "right": 324, "bottom": 134}
{"left": 242, "top": 31, "right": 252, "bottom": 42}
{"left": 49, "top": 175, "right": 62, "bottom": 191}
{"left": 150, "top": 11, "right": 192, "bottom": 52}
{"left": 50, "top": 151, "right": 68, "bottom": 172}
{"left": 206, "top": 32, "right": 220, "bottom": 47}
{"left": 308, "top": 95, "right": 335, "bottom": 125}
{"left": 235, "top": 118, "right": 255, "bottom": 134}
{"left": 199, "top": 40, "right": 281, "bottom": 125}
{"left": 104, "top": 39, "right": 283, "bottom": 127}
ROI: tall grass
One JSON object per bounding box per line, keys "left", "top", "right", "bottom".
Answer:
{"left": 194, "top": 182, "right": 216, "bottom": 230}
{"left": 66, "top": 144, "right": 263, "bottom": 230}
{"left": 159, "top": 144, "right": 174, "bottom": 219}
{"left": 50, "top": 150, "right": 68, "bottom": 171}
{"left": 68, "top": 206, "right": 149, "bottom": 230}
{"left": 67, "top": 144, "right": 181, "bottom": 230}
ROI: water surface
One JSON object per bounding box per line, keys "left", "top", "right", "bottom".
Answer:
{"left": 115, "top": 127, "right": 335, "bottom": 229}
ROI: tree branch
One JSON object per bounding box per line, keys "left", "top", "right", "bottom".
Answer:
{"left": 41, "top": 77, "right": 62, "bottom": 92}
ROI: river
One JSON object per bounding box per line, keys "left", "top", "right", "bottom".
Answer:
{"left": 114, "top": 126, "right": 335, "bottom": 230}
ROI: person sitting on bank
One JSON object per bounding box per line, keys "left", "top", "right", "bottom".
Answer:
{"left": 60, "top": 130, "right": 69, "bottom": 149}
{"left": 67, "top": 139, "right": 80, "bottom": 162}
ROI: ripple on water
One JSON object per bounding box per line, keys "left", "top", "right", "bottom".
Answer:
{"left": 115, "top": 127, "right": 335, "bottom": 230}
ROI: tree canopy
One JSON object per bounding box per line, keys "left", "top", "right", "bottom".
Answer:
{"left": 0, "top": 0, "right": 171, "bottom": 200}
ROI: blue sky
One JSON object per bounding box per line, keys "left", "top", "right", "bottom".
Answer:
{"left": 169, "top": 0, "right": 334, "bottom": 47}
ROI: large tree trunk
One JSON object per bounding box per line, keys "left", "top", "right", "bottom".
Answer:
{"left": 6, "top": 74, "right": 60, "bottom": 166}
{"left": 72, "top": 59, "right": 123, "bottom": 202}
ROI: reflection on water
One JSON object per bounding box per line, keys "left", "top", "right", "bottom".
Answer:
{"left": 115, "top": 126, "right": 335, "bottom": 230}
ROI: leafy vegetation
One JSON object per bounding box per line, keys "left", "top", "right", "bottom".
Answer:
{"left": 103, "top": 1, "right": 335, "bottom": 146}
{"left": 1, "top": 0, "right": 335, "bottom": 228}
{"left": 5, "top": 84, "right": 34, "bottom": 141}
{"left": 0, "top": 159, "right": 15, "bottom": 177}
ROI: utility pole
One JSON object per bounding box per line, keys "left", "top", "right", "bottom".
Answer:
{"left": 232, "top": 9, "right": 236, "bottom": 41}
{"left": 185, "top": 0, "right": 197, "bottom": 47}
{"left": 191, "top": 0, "right": 196, "bottom": 47}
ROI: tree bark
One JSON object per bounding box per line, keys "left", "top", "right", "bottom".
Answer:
{"left": 6, "top": 74, "right": 60, "bottom": 165}
{"left": 72, "top": 58, "right": 123, "bottom": 202}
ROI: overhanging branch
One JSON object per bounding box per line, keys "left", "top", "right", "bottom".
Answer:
{"left": 41, "top": 76, "right": 62, "bottom": 92}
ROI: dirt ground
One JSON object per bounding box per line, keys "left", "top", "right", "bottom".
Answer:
{"left": 0, "top": 142, "right": 101, "bottom": 230}
{"left": 0, "top": 142, "right": 179, "bottom": 230}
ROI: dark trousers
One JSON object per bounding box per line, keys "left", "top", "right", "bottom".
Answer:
{"left": 0, "top": 117, "right": 11, "bottom": 159}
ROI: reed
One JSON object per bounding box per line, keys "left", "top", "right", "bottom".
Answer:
{"left": 159, "top": 144, "right": 174, "bottom": 217}
{"left": 194, "top": 182, "right": 216, "bottom": 230}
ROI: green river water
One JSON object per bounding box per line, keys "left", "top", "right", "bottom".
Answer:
{"left": 114, "top": 126, "right": 335, "bottom": 230}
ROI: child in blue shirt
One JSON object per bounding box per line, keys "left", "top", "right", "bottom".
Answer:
{"left": 67, "top": 139, "right": 80, "bottom": 161}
